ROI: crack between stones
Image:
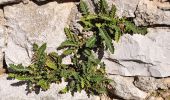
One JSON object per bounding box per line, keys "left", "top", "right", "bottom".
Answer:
{"left": 120, "top": 59, "right": 155, "bottom": 66}
{"left": 147, "top": 24, "right": 170, "bottom": 28}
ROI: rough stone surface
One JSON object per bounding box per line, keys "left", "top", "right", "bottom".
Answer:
{"left": 82, "top": 0, "right": 140, "bottom": 17}
{"left": 0, "top": 0, "right": 22, "bottom": 5}
{"left": 4, "top": 1, "right": 75, "bottom": 66}
{"left": 0, "top": 9, "right": 6, "bottom": 70}
{"left": 134, "top": 0, "right": 170, "bottom": 26}
{"left": 105, "top": 28, "right": 170, "bottom": 77}
{"left": 147, "top": 96, "right": 164, "bottom": 100}
{"left": 112, "top": 0, "right": 140, "bottom": 17}
{"left": 0, "top": 74, "right": 99, "bottom": 100}
{"left": 109, "top": 75, "right": 147, "bottom": 100}
{"left": 134, "top": 77, "right": 167, "bottom": 92}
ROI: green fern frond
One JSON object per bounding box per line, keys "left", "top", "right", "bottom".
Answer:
{"left": 86, "top": 36, "right": 96, "bottom": 48}
{"left": 98, "top": 27, "right": 114, "bottom": 53}
{"left": 109, "top": 5, "right": 116, "bottom": 17}
{"left": 9, "top": 64, "right": 31, "bottom": 73}
{"left": 98, "top": 0, "right": 109, "bottom": 14}
{"left": 58, "top": 40, "right": 78, "bottom": 50}
{"left": 80, "top": 0, "right": 89, "bottom": 15}
{"left": 38, "top": 43, "right": 47, "bottom": 56}
{"left": 125, "top": 20, "right": 147, "bottom": 34}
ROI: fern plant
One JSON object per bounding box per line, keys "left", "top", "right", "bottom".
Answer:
{"left": 57, "top": 0, "right": 147, "bottom": 95}
{"left": 80, "top": 0, "right": 147, "bottom": 53}
{"left": 8, "top": 0, "right": 147, "bottom": 97}
{"left": 8, "top": 43, "right": 65, "bottom": 93}
{"left": 58, "top": 27, "right": 111, "bottom": 95}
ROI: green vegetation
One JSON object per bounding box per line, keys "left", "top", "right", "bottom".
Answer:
{"left": 9, "top": 43, "right": 65, "bottom": 93}
{"left": 8, "top": 0, "right": 147, "bottom": 96}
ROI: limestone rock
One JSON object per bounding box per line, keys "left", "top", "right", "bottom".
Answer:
{"left": 0, "top": 74, "right": 99, "bottom": 100}
{"left": 134, "top": 77, "right": 167, "bottom": 92}
{"left": 0, "top": 0, "right": 22, "bottom": 5}
{"left": 104, "top": 28, "right": 170, "bottom": 77}
{"left": 4, "top": 1, "right": 75, "bottom": 66}
{"left": 109, "top": 75, "right": 147, "bottom": 100}
{"left": 163, "top": 78, "right": 170, "bottom": 88}
{"left": 0, "top": 9, "right": 6, "bottom": 70}
{"left": 134, "top": 0, "right": 170, "bottom": 26}
{"left": 82, "top": 0, "right": 139, "bottom": 17}
{"left": 34, "top": 0, "right": 47, "bottom": 2}
{"left": 147, "top": 96, "right": 164, "bottom": 100}
{"left": 112, "top": 0, "right": 140, "bottom": 17}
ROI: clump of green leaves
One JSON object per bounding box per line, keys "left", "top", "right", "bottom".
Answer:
{"left": 58, "top": 27, "right": 111, "bottom": 95}
{"left": 8, "top": 43, "right": 65, "bottom": 93}
{"left": 80, "top": 0, "right": 147, "bottom": 53}
{"left": 8, "top": 0, "right": 147, "bottom": 97}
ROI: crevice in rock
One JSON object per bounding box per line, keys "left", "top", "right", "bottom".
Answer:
{"left": 0, "top": 0, "right": 22, "bottom": 8}
{"left": 0, "top": 0, "right": 80, "bottom": 8}
{"left": 2, "top": 52, "right": 8, "bottom": 73}
{"left": 120, "top": 59, "right": 154, "bottom": 66}
{"left": 147, "top": 24, "right": 170, "bottom": 28}
{"left": 129, "top": 16, "right": 170, "bottom": 28}
{"left": 107, "top": 87, "right": 126, "bottom": 100}
{"left": 105, "top": 58, "right": 126, "bottom": 67}
{"left": 32, "top": 0, "right": 79, "bottom": 6}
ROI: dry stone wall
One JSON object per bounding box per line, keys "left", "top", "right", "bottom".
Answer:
{"left": 0, "top": 0, "right": 170, "bottom": 100}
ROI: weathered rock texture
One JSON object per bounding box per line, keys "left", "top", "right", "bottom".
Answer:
{"left": 109, "top": 75, "right": 147, "bottom": 100}
{"left": 134, "top": 0, "right": 170, "bottom": 26}
{"left": 82, "top": 0, "right": 140, "bottom": 17}
{"left": 4, "top": 1, "right": 75, "bottom": 66}
{"left": 0, "top": 9, "right": 6, "bottom": 71}
{"left": 134, "top": 77, "right": 167, "bottom": 92}
{"left": 112, "top": 0, "right": 140, "bottom": 17}
{"left": 0, "top": 0, "right": 22, "bottom": 5}
{"left": 0, "top": 74, "right": 99, "bottom": 100}
{"left": 0, "top": 0, "right": 169, "bottom": 99}
{"left": 105, "top": 28, "right": 170, "bottom": 77}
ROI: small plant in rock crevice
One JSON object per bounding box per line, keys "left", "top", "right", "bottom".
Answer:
{"left": 8, "top": 43, "right": 65, "bottom": 93}
{"left": 8, "top": 0, "right": 147, "bottom": 97}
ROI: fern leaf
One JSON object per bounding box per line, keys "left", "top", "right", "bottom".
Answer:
{"left": 48, "top": 52, "right": 62, "bottom": 64}
{"left": 80, "top": 0, "right": 89, "bottom": 15}
{"left": 80, "top": 18, "right": 93, "bottom": 29}
{"left": 9, "top": 64, "right": 31, "bottom": 73}
{"left": 64, "top": 28, "right": 79, "bottom": 42}
{"left": 98, "top": 14, "right": 113, "bottom": 22}
{"left": 98, "top": 28, "right": 114, "bottom": 53}
{"left": 8, "top": 73, "right": 16, "bottom": 78}
{"left": 38, "top": 43, "right": 47, "bottom": 55}
{"left": 113, "top": 25, "right": 121, "bottom": 42}
{"left": 37, "top": 79, "right": 49, "bottom": 90}
{"left": 98, "top": 0, "right": 109, "bottom": 14}
{"left": 80, "top": 77, "right": 85, "bottom": 88}
{"left": 125, "top": 21, "right": 147, "bottom": 34}
{"left": 86, "top": 36, "right": 96, "bottom": 48}
{"left": 46, "top": 57, "right": 57, "bottom": 70}
{"left": 84, "top": 14, "right": 98, "bottom": 20}
{"left": 64, "top": 27, "right": 72, "bottom": 40}
{"left": 33, "top": 43, "right": 38, "bottom": 51}
{"left": 84, "top": 49, "right": 92, "bottom": 56}
{"left": 58, "top": 40, "right": 78, "bottom": 50}
{"left": 95, "top": 86, "right": 107, "bottom": 94}
{"left": 72, "top": 34, "right": 79, "bottom": 43}
{"left": 15, "top": 76, "right": 33, "bottom": 81}
{"left": 77, "top": 84, "right": 81, "bottom": 92}
{"left": 63, "top": 49, "right": 74, "bottom": 56}
{"left": 114, "top": 31, "right": 121, "bottom": 42}
{"left": 109, "top": 5, "right": 116, "bottom": 18}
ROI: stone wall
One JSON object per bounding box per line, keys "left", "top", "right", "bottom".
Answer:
{"left": 0, "top": 0, "right": 170, "bottom": 100}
